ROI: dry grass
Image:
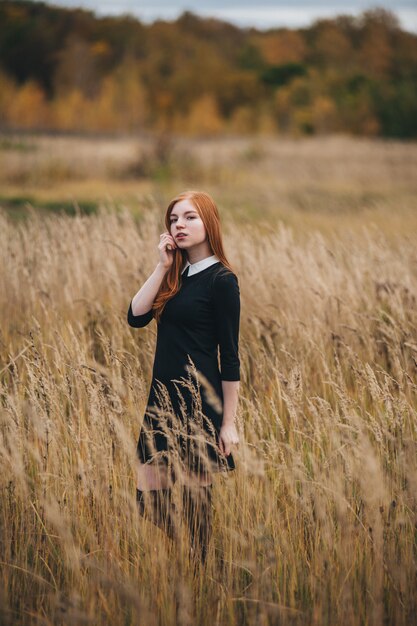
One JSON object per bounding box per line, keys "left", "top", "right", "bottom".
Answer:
{"left": 0, "top": 135, "right": 416, "bottom": 625}
{"left": 1, "top": 132, "right": 417, "bottom": 237}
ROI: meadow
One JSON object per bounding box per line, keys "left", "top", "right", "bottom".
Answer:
{"left": 0, "top": 132, "right": 416, "bottom": 625}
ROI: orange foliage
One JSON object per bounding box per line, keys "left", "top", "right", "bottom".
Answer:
{"left": 228, "top": 105, "right": 256, "bottom": 134}
{"left": 0, "top": 3, "right": 414, "bottom": 137}
{"left": 52, "top": 89, "right": 89, "bottom": 131}
{"left": 6, "top": 81, "right": 48, "bottom": 129}
{"left": 186, "top": 94, "right": 223, "bottom": 136}
{"left": 91, "top": 40, "right": 111, "bottom": 57}
{"left": 0, "top": 71, "right": 17, "bottom": 126}
{"left": 359, "top": 23, "right": 393, "bottom": 78}
{"left": 254, "top": 30, "right": 307, "bottom": 65}
{"left": 312, "top": 96, "right": 338, "bottom": 133}
{"left": 314, "top": 23, "right": 353, "bottom": 67}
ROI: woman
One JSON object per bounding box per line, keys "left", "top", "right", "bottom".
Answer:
{"left": 127, "top": 190, "right": 241, "bottom": 566}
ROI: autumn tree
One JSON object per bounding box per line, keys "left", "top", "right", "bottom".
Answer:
{"left": 0, "top": 2, "right": 415, "bottom": 137}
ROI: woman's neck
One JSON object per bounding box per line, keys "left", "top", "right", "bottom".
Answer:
{"left": 186, "top": 244, "right": 214, "bottom": 265}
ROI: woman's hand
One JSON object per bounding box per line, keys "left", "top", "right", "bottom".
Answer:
{"left": 158, "top": 231, "right": 178, "bottom": 269}
{"left": 218, "top": 422, "right": 240, "bottom": 457}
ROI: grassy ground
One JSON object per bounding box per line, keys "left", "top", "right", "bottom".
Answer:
{"left": 0, "top": 133, "right": 416, "bottom": 625}
{"left": 1, "top": 132, "right": 416, "bottom": 236}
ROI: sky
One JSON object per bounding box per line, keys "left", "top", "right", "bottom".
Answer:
{"left": 40, "top": 0, "right": 417, "bottom": 32}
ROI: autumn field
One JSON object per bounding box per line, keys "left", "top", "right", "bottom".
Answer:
{"left": 1, "top": 133, "right": 417, "bottom": 625}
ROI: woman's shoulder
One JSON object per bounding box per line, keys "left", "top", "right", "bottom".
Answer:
{"left": 210, "top": 263, "right": 239, "bottom": 291}
{"left": 212, "top": 262, "right": 238, "bottom": 279}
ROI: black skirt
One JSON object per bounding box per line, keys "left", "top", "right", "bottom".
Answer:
{"left": 137, "top": 378, "right": 235, "bottom": 477}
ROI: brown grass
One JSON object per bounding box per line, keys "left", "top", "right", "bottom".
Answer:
{"left": 1, "top": 133, "right": 416, "bottom": 236}
{"left": 0, "top": 134, "right": 416, "bottom": 625}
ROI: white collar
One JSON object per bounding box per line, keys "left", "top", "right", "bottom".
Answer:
{"left": 181, "top": 254, "right": 220, "bottom": 277}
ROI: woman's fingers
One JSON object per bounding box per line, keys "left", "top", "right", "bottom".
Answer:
{"left": 157, "top": 233, "right": 177, "bottom": 266}
{"left": 220, "top": 436, "right": 230, "bottom": 456}
{"left": 218, "top": 427, "right": 240, "bottom": 457}
{"left": 158, "top": 235, "right": 175, "bottom": 250}
{"left": 159, "top": 232, "right": 177, "bottom": 249}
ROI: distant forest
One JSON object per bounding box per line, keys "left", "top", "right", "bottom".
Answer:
{"left": 0, "top": 1, "right": 416, "bottom": 137}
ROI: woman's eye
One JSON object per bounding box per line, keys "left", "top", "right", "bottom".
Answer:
{"left": 170, "top": 216, "right": 195, "bottom": 222}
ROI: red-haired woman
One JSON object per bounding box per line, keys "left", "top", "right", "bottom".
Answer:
{"left": 127, "top": 190, "right": 241, "bottom": 567}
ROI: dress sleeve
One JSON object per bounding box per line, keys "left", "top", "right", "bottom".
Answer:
{"left": 212, "top": 271, "right": 241, "bottom": 381}
{"left": 127, "top": 300, "right": 154, "bottom": 328}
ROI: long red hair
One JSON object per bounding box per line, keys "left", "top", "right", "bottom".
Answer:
{"left": 152, "top": 190, "right": 235, "bottom": 323}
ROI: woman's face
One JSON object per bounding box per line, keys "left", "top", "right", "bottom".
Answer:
{"left": 169, "top": 198, "right": 207, "bottom": 248}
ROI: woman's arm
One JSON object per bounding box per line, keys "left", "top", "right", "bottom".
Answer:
{"left": 219, "top": 380, "right": 240, "bottom": 456}
{"left": 212, "top": 270, "right": 241, "bottom": 381}
{"left": 128, "top": 230, "right": 178, "bottom": 327}
{"left": 127, "top": 262, "right": 168, "bottom": 328}
{"left": 211, "top": 270, "right": 241, "bottom": 455}
{"left": 131, "top": 262, "right": 168, "bottom": 316}
{"left": 221, "top": 380, "right": 240, "bottom": 426}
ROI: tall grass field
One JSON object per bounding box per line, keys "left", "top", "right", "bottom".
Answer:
{"left": 1, "top": 133, "right": 416, "bottom": 625}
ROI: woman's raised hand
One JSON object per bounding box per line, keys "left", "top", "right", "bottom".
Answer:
{"left": 158, "top": 231, "right": 178, "bottom": 269}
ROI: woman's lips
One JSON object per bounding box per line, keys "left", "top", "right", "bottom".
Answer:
{"left": 176, "top": 234, "right": 187, "bottom": 239}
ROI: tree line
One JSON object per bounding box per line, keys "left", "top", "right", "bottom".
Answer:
{"left": 0, "top": 1, "right": 416, "bottom": 137}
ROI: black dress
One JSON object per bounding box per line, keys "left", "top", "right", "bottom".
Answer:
{"left": 127, "top": 261, "right": 240, "bottom": 478}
